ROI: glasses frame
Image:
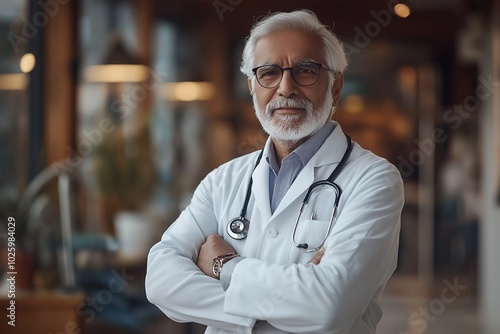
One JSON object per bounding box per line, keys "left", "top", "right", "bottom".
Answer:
{"left": 251, "top": 62, "right": 334, "bottom": 89}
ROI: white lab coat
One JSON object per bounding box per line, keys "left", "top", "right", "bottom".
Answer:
{"left": 146, "top": 123, "right": 404, "bottom": 334}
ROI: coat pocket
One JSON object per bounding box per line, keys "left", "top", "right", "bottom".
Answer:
{"left": 293, "top": 219, "right": 331, "bottom": 251}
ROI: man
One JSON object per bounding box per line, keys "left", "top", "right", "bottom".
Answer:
{"left": 146, "top": 9, "right": 404, "bottom": 334}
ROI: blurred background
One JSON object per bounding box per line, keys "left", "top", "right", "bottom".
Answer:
{"left": 0, "top": 0, "right": 499, "bottom": 333}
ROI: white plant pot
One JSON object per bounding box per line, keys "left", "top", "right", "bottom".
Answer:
{"left": 113, "top": 211, "right": 155, "bottom": 259}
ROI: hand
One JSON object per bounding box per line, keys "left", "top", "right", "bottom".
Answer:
{"left": 197, "top": 234, "right": 236, "bottom": 278}
{"left": 309, "top": 247, "right": 326, "bottom": 265}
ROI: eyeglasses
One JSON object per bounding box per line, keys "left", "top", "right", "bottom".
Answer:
{"left": 252, "top": 62, "right": 333, "bottom": 89}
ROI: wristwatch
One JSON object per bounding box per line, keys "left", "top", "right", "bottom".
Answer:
{"left": 212, "top": 253, "right": 240, "bottom": 279}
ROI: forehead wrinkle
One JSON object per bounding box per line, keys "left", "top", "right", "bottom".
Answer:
{"left": 254, "top": 60, "right": 275, "bottom": 67}
{"left": 255, "top": 58, "right": 322, "bottom": 68}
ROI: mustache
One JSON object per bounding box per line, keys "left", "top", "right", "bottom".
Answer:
{"left": 265, "top": 97, "right": 313, "bottom": 114}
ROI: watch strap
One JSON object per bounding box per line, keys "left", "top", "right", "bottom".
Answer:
{"left": 212, "top": 253, "right": 240, "bottom": 279}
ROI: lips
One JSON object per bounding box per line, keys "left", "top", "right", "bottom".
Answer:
{"left": 273, "top": 107, "right": 305, "bottom": 115}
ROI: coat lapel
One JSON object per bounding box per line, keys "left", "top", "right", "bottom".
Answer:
{"left": 250, "top": 144, "right": 272, "bottom": 222}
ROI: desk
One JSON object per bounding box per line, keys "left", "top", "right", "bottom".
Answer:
{"left": 0, "top": 290, "right": 84, "bottom": 334}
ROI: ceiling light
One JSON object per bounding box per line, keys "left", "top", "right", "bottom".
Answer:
{"left": 20, "top": 53, "right": 36, "bottom": 73}
{"left": 394, "top": 3, "right": 411, "bottom": 18}
{"left": 83, "top": 34, "right": 147, "bottom": 83}
{"left": 163, "top": 82, "right": 215, "bottom": 102}
{"left": 83, "top": 64, "right": 148, "bottom": 83}
{"left": 0, "top": 73, "right": 28, "bottom": 90}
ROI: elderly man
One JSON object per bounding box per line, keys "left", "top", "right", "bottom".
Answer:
{"left": 146, "top": 9, "right": 404, "bottom": 334}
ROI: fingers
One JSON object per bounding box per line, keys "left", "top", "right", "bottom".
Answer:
{"left": 204, "top": 234, "right": 235, "bottom": 254}
{"left": 309, "top": 247, "right": 326, "bottom": 265}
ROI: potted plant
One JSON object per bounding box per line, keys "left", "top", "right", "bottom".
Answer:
{"left": 94, "top": 119, "right": 157, "bottom": 259}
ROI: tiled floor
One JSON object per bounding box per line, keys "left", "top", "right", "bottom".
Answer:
{"left": 378, "top": 295, "right": 483, "bottom": 334}
{"left": 377, "top": 273, "right": 486, "bottom": 334}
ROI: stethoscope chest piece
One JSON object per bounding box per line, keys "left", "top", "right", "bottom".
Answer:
{"left": 227, "top": 216, "right": 250, "bottom": 240}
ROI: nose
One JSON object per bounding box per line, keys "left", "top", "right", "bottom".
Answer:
{"left": 276, "top": 69, "right": 299, "bottom": 98}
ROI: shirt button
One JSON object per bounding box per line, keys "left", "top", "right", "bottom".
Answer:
{"left": 266, "top": 228, "right": 278, "bottom": 238}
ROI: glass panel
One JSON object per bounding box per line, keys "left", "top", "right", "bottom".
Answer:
{"left": 0, "top": 0, "right": 29, "bottom": 222}
{"left": 77, "top": 0, "right": 156, "bottom": 235}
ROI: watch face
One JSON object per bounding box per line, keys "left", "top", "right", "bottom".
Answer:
{"left": 213, "top": 259, "right": 222, "bottom": 277}
{"left": 213, "top": 254, "right": 238, "bottom": 278}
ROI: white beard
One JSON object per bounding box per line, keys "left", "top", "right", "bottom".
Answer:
{"left": 253, "top": 89, "right": 334, "bottom": 142}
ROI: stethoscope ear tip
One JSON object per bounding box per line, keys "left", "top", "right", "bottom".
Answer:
{"left": 298, "top": 243, "right": 309, "bottom": 249}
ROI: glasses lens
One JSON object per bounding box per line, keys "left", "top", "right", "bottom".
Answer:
{"left": 255, "top": 65, "right": 282, "bottom": 88}
{"left": 292, "top": 63, "right": 321, "bottom": 86}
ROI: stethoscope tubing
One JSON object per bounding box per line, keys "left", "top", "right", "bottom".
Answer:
{"left": 227, "top": 135, "right": 353, "bottom": 252}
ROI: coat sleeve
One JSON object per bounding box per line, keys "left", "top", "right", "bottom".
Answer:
{"left": 145, "top": 170, "right": 256, "bottom": 332}
{"left": 223, "top": 161, "right": 404, "bottom": 334}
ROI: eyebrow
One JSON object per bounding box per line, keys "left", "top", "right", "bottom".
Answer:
{"left": 256, "top": 62, "right": 275, "bottom": 67}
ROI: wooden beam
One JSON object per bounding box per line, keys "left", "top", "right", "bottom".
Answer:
{"left": 43, "top": 0, "right": 77, "bottom": 165}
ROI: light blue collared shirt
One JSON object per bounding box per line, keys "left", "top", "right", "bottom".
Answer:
{"left": 265, "top": 120, "right": 336, "bottom": 213}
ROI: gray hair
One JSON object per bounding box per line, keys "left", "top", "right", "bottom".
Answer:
{"left": 240, "top": 10, "right": 348, "bottom": 84}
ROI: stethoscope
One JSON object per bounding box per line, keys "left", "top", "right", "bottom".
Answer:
{"left": 227, "top": 135, "right": 353, "bottom": 252}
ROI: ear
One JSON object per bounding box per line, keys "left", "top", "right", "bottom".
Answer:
{"left": 247, "top": 78, "right": 254, "bottom": 95}
{"left": 331, "top": 72, "right": 344, "bottom": 106}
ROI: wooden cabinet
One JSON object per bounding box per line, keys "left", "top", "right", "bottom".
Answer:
{"left": 0, "top": 290, "right": 84, "bottom": 334}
